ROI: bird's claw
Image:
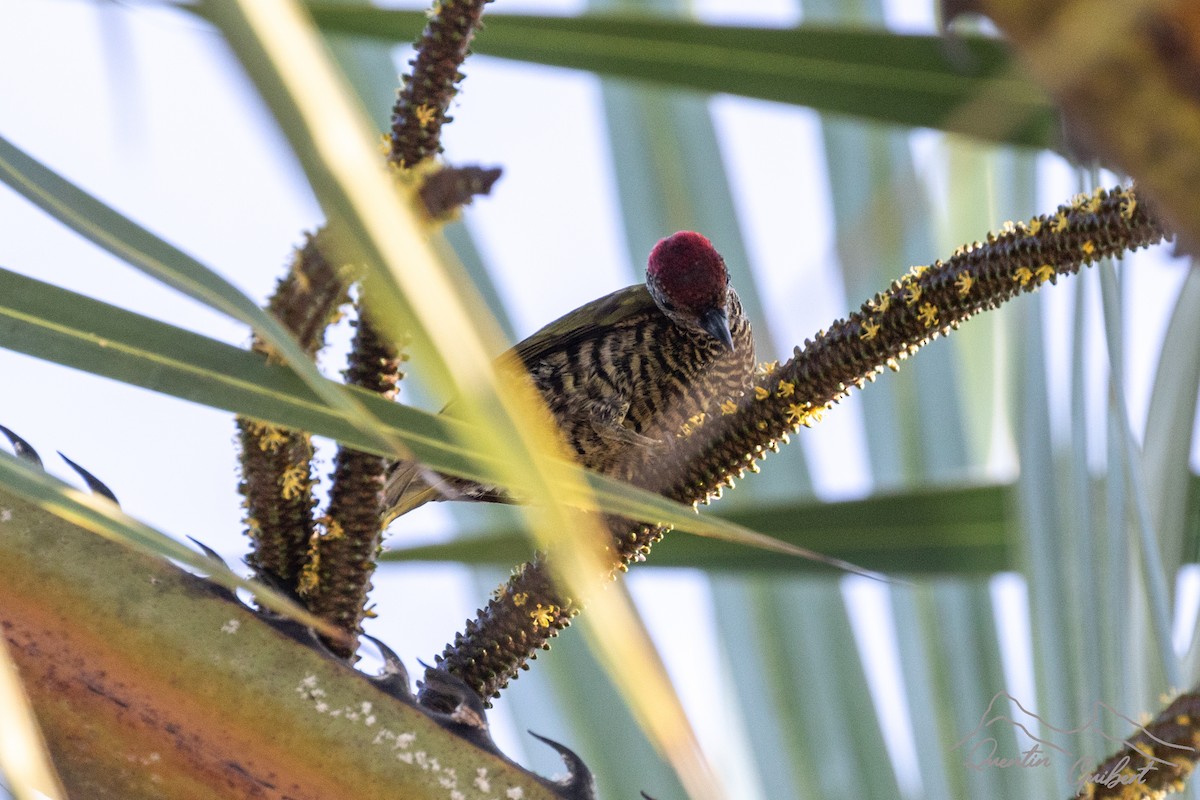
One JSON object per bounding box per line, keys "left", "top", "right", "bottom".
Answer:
{"left": 592, "top": 420, "right": 659, "bottom": 449}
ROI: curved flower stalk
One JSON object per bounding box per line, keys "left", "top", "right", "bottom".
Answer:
{"left": 434, "top": 184, "right": 1170, "bottom": 702}
{"left": 661, "top": 185, "right": 1164, "bottom": 503}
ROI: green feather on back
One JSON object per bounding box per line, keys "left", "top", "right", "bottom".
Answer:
{"left": 511, "top": 285, "right": 657, "bottom": 368}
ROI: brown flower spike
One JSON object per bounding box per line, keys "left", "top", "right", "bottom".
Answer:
{"left": 389, "top": 0, "right": 493, "bottom": 168}
{"left": 1077, "top": 689, "right": 1200, "bottom": 799}
{"left": 239, "top": 233, "right": 349, "bottom": 587}
{"left": 433, "top": 185, "right": 1169, "bottom": 702}
{"left": 302, "top": 317, "right": 404, "bottom": 656}
{"left": 240, "top": 0, "right": 494, "bottom": 654}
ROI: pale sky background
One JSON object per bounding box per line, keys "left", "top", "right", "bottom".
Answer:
{"left": 0, "top": 1, "right": 1195, "bottom": 797}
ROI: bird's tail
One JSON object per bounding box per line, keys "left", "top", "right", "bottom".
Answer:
{"left": 382, "top": 460, "right": 441, "bottom": 526}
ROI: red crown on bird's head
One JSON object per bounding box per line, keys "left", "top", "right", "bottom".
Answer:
{"left": 646, "top": 231, "right": 728, "bottom": 313}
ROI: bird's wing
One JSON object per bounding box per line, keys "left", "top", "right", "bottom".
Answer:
{"left": 509, "top": 284, "right": 656, "bottom": 368}
{"left": 385, "top": 285, "right": 651, "bottom": 513}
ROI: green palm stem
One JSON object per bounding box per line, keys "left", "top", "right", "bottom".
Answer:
{"left": 433, "top": 184, "right": 1169, "bottom": 703}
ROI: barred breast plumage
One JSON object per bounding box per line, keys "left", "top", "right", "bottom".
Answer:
{"left": 383, "top": 232, "right": 755, "bottom": 521}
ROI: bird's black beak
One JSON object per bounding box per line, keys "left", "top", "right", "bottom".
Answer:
{"left": 699, "top": 307, "right": 735, "bottom": 351}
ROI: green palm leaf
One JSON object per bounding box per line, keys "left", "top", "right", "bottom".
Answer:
{"left": 303, "top": 6, "right": 1058, "bottom": 149}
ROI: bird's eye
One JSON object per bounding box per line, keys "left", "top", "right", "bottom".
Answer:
{"left": 661, "top": 300, "right": 676, "bottom": 312}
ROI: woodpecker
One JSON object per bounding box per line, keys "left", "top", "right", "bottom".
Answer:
{"left": 383, "top": 231, "right": 755, "bottom": 521}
